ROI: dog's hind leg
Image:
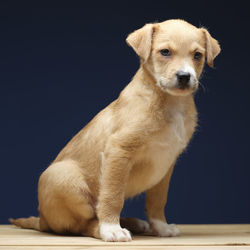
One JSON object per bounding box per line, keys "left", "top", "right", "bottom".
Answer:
{"left": 82, "top": 218, "right": 100, "bottom": 238}
{"left": 38, "top": 160, "right": 96, "bottom": 235}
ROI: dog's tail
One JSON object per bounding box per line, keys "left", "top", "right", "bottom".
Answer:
{"left": 9, "top": 216, "right": 40, "bottom": 231}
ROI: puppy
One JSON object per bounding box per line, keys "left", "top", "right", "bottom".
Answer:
{"left": 10, "top": 19, "right": 220, "bottom": 242}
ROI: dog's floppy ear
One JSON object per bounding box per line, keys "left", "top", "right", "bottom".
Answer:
{"left": 201, "top": 28, "right": 221, "bottom": 67}
{"left": 126, "top": 23, "right": 154, "bottom": 62}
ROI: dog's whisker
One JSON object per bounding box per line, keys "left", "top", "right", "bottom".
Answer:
{"left": 198, "top": 81, "right": 206, "bottom": 93}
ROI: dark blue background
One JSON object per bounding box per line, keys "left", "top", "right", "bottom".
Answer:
{"left": 1, "top": 1, "right": 249, "bottom": 224}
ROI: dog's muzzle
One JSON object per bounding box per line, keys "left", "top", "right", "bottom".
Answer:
{"left": 176, "top": 71, "right": 192, "bottom": 89}
{"left": 157, "top": 67, "right": 198, "bottom": 95}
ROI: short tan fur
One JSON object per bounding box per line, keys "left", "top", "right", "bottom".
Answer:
{"left": 10, "top": 19, "right": 220, "bottom": 242}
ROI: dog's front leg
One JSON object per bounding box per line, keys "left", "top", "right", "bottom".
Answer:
{"left": 145, "top": 164, "right": 180, "bottom": 237}
{"left": 97, "top": 139, "right": 133, "bottom": 242}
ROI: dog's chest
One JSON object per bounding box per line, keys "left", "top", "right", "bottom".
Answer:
{"left": 126, "top": 109, "right": 193, "bottom": 197}
{"left": 147, "top": 111, "right": 189, "bottom": 182}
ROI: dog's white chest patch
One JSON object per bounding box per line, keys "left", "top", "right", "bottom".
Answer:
{"left": 145, "top": 110, "right": 188, "bottom": 189}
{"left": 126, "top": 109, "right": 192, "bottom": 197}
{"left": 171, "top": 111, "right": 187, "bottom": 145}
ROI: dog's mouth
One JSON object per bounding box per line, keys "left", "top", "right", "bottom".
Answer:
{"left": 158, "top": 79, "right": 198, "bottom": 96}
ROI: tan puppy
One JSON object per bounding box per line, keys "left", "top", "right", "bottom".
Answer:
{"left": 10, "top": 19, "right": 220, "bottom": 242}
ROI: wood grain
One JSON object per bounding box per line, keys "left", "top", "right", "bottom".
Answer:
{"left": 0, "top": 224, "right": 249, "bottom": 249}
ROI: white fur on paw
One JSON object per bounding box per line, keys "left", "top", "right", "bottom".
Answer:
{"left": 150, "top": 219, "right": 180, "bottom": 237}
{"left": 100, "top": 223, "right": 132, "bottom": 242}
{"left": 135, "top": 219, "right": 150, "bottom": 233}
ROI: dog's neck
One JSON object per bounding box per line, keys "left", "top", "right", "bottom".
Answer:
{"left": 139, "top": 64, "right": 163, "bottom": 95}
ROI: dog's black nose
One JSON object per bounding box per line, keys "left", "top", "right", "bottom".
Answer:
{"left": 176, "top": 71, "right": 190, "bottom": 89}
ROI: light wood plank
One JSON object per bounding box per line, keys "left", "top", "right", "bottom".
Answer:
{"left": 1, "top": 247, "right": 250, "bottom": 250}
{"left": 0, "top": 224, "right": 249, "bottom": 247}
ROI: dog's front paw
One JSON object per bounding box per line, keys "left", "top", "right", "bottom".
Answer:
{"left": 100, "top": 223, "right": 132, "bottom": 242}
{"left": 150, "top": 219, "right": 180, "bottom": 237}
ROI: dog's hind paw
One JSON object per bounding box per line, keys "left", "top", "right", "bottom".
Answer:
{"left": 150, "top": 219, "right": 180, "bottom": 237}
{"left": 120, "top": 218, "right": 151, "bottom": 234}
{"left": 135, "top": 219, "right": 151, "bottom": 233}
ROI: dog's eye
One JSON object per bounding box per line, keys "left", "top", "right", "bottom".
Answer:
{"left": 194, "top": 52, "right": 202, "bottom": 61}
{"left": 160, "top": 49, "right": 171, "bottom": 57}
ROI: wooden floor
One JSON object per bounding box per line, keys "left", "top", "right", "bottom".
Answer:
{"left": 0, "top": 224, "right": 250, "bottom": 249}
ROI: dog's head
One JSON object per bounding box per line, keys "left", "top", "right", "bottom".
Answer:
{"left": 126, "top": 19, "right": 221, "bottom": 96}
